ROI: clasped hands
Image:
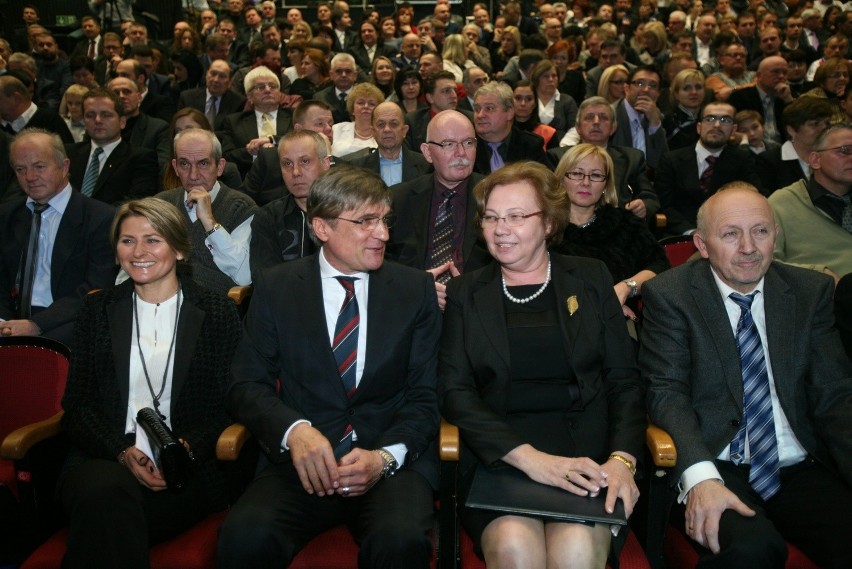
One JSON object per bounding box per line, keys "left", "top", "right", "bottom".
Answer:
{"left": 289, "top": 423, "right": 385, "bottom": 498}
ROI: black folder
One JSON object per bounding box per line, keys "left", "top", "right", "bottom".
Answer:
{"left": 466, "top": 465, "right": 628, "bottom": 526}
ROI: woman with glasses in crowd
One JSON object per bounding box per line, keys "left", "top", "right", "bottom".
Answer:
{"left": 553, "top": 144, "right": 667, "bottom": 321}
{"left": 440, "top": 161, "right": 644, "bottom": 568}
{"left": 597, "top": 64, "right": 629, "bottom": 105}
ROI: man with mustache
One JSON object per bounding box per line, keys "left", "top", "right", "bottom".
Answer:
{"left": 655, "top": 102, "right": 760, "bottom": 235}
{"left": 641, "top": 186, "right": 852, "bottom": 569}
{"left": 547, "top": 96, "right": 660, "bottom": 220}
{"left": 388, "top": 110, "right": 491, "bottom": 309}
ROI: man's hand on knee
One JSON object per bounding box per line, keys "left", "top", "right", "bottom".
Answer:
{"left": 336, "top": 448, "right": 385, "bottom": 497}
{"left": 288, "top": 423, "right": 339, "bottom": 496}
{"left": 685, "top": 480, "right": 755, "bottom": 554}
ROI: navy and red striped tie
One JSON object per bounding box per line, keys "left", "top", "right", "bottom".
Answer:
{"left": 333, "top": 276, "right": 359, "bottom": 458}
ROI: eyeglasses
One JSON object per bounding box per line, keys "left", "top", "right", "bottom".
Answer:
{"left": 480, "top": 211, "right": 543, "bottom": 227}
{"left": 251, "top": 82, "right": 278, "bottom": 92}
{"left": 630, "top": 79, "right": 659, "bottom": 90}
{"left": 335, "top": 214, "right": 397, "bottom": 230}
{"left": 816, "top": 145, "right": 852, "bottom": 155}
{"left": 724, "top": 52, "right": 747, "bottom": 58}
{"left": 701, "top": 115, "right": 735, "bottom": 125}
{"left": 427, "top": 139, "right": 477, "bottom": 152}
{"left": 565, "top": 171, "right": 607, "bottom": 183}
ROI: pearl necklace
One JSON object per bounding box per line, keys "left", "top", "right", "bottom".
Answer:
{"left": 501, "top": 255, "right": 552, "bottom": 304}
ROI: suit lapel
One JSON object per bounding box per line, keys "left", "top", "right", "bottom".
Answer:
{"left": 51, "top": 192, "right": 84, "bottom": 292}
{"left": 473, "top": 264, "right": 510, "bottom": 367}
{"left": 301, "top": 258, "right": 349, "bottom": 397}
{"left": 762, "top": 266, "right": 796, "bottom": 414}
{"left": 550, "top": 256, "right": 584, "bottom": 360}
{"left": 171, "top": 291, "right": 204, "bottom": 401}
{"left": 462, "top": 174, "right": 484, "bottom": 266}
{"left": 691, "top": 262, "right": 745, "bottom": 410}
{"left": 360, "top": 264, "right": 394, "bottom": 396}
{"left": 95, "top": 141, "right": 128, "bottom": 194}
{"left": 108, "top": 293, "right": 133, "bottom": 411}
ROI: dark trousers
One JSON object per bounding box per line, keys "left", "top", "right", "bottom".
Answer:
{"left": 673, "top": 458, "right": 852, "bottom": 569}
{"left": 59, "top": 456, "right": 214, "bottom": 569}
{"left": 217, "top": 463, "right": 435, "bottom": 569}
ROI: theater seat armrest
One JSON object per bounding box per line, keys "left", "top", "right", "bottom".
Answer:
{"left": 228, "top": 286, "right": 253, "bottom": 305}
{"left": 1, "top": 411, "right": 64, "bottom": 460}
{"left": 440, "top": 420, "right": 459, "bottom": 462}
{"left": 646, "top": 423, "right": 677, "bottom": 468}
{"left": 216, "top": 423, "right": 251, "bottom": 461}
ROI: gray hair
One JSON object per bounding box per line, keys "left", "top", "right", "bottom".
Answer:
{"left": 173, "top": 128, "right": 223, "bottom": 161}
{"left": 474, "top": 80, "right": 513, "bottom": 110}
{"left": 10, "top": 128, "right": 67, "bottom": 167}
{"left": 244, "top": 65, "right": 280, "bottom": 94}
{"left": 307, "top": 165, "right": 391, "bottom": 225}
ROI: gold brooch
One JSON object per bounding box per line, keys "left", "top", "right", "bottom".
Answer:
{"left": 566, "top": 295, "right": 579, "bottom": 316}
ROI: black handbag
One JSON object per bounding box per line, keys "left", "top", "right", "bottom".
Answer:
{"left": 136, "top": 407, "right": 194, "bottom": 491}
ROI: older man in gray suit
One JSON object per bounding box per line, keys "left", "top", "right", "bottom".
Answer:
{"left": 641, "top": 186, "right": 852, "bottom": 569}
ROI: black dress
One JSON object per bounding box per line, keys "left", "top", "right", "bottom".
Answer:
{"left": 553, "top": 205, "right": 669, "bottom": 282}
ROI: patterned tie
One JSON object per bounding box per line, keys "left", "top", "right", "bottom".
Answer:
{"left": 88, "top": 39, "right": 96, "bottom": 59}
{"left": 80, "top": 147, "right": 104, "bottom": 197}
{"left": 430, "top": 190, "right": 456, "bottom": 284}
{"left": 632, "top": 117, "right": 646, "bottom": 156}
{"left": 699, "top": 155, "right": 717, "bottom": 195}
{"left": 332, "top": 276, "right": 359, "bottom": 459}
{"left": 260, "top": 112, "right": 275, "bottom": 139}
{"left": 762, "top": 96, "right": 780, "bottom": 144}
{"left": 488, "top": 142, "right": 504, "bottom": 172}
{"left": 729, "top": 292, "right": 781, "bottom": 501}
{"left": 18, "top": 203, "right": 49, "bottom": 319}
{"left": 205, "top": 96, "right": 218, "bottom": 127}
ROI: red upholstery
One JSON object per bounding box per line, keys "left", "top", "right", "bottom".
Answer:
{"left": 660, "top": 236, "right": 699, "bottom": 268}
{"left": 22, "top": 511, "right": 228, "bottom": 569}
{"left": 460, "top": 527, "right": 650, "bottom": 569}
{"left": 664, "top": 525, "right": 819, "bottom": 569}
{"left": 0, "top": 460, "right": 16, "bottom": 498}
{"left": 289, "top": 525, "right": 359, "bottom": 569}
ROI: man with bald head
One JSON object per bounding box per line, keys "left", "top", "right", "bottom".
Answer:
{"left": 729, "top": 56, "right": 793, "bottom": 145}
{"left": 642, "top": 186, "right": 852, "bottom": 569}
{"left": 341, "top": 101, "right": 431, "bottom": 186}
{"left": 389, "top": 110, "right": 490, "bottom": 307}
{"left": 156, "top": 128, "right": 257, "bottom": 294}
{"left": 394, "top": 33, "right": 422, "bottom": 70}
{"left": 177, "top": 59, "right": 246, "bottom": 130}
{"left": 107, "top": 75, "right": 171, "bottom": 174}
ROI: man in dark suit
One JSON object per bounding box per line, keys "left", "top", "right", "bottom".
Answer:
{"left": 219, "top": 66, "right": 293, "bottom": 177}
{"left": 472, "top": 81, "right": 547, "bottom": 175}
{"left": 240, "top": 100, "right": 335, "bottom": 207}
{"left": 0, "top": 75, "right": 73, "bottom": 143}
{"left": 219, "top": 165, "right": 441, "bottom": 569}
{"left": 330, "top": 5, "right": 358, "bottom": 54}
{"left": 313, "top": 53, "right": 359, "bottom": 124}
{"left": 392, "top": 33, "right": 422, "bottom": 72}
{"left": 548, "top": 96, "right": 661, "bottom": 220}
{"left": 350, "top": 20, "right": 395, "bottom": 74}
{"left": 836, "top": 273, "right": 852, "bottom": 360}
{"left": 729, "top": 56, "right": 792, "bottom": 146}
{"left": 0, "top": 129, "right": 115, "bottom": 344}
{"left": 389, "top": 110, "right": 491, "bottom": 301}
{"left": 611, "top": 65, "right": 668, "bottom": 170}
{"left": 339, "top": 102, "right": 431, "bottom": 186}
{"left": 250, "top": 129, "right": 330, "bottom": 280}
{"left": 108, "top": 76, "right": 171, "bottom": 177}
{"left": 114, "top": 59, "right": 174, "bottom": 123}
{"left": 584, "top": 39, "right": 636, "bottom": 98}
{"left": 405, "top": 71, "right": 472, "bottom": 153}
{"left": 655, "top": 102, "right": 759, "bottom": 235}
{"left": 641, "top": 187, "right": 852, "bottom": 569}
{"left": 72, "top": 16, "right": 102, "bottom": 60}
{"left": 178, "top": 60, "right": 247, "bottom": 132}
{"left": 67, "top": 89, "right": 159, "bottom": 205}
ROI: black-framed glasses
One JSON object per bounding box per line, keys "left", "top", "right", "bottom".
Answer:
{"left": 565, "top": 171, "right": 608, "bottom": 183}
{"left": 816, "top": 145, "right": 852, "bottom": 155}
{"left": 701, "top": 115, "right": 735, "bottom": 125}
{"left": 630, "top": 79, "right": 659, "bottom": 90}
{"left": 480, "top": 211, "right": 543, "bottom": 227}
{"left": 427, "top": 139, "right": 477, "bottom": 152}
{"left": 335, "top": 214, "right": 397, "bottom": 230}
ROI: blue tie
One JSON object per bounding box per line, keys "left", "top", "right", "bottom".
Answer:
{"left": 80, "top": 147, "right": 104, "bottom": 197}
{"left": 729, "top": 292, "right": 781, "bottom": 501}
{"left": 332, "top": 276, "right": 359, "bottom": 459}
{"left": 488, "top": 142, "right": 504, "bottom": 172}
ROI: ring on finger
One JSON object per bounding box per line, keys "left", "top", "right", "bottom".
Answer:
{"left": 564, "top": 471, "right": 572, "bottom": 481}
{"left": 342, "top": 486, "right": 350, "bottom": 496}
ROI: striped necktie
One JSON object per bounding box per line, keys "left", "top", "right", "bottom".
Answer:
{"left": 332, "top": 276, "right": 359, "bottom": 459}
{"left": 80, "top": 147, "right": 104, "bottom": 197}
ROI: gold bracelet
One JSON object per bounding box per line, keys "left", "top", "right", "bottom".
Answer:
{"left": 608, "top": 453, "right": 636, "bottom": 476}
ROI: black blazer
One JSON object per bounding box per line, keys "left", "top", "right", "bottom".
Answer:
{"left": 237, "top": 146, "right": 285, "bottom": 207}
{"left": 387, "top": 172, "right": 491, "bottom": 273}
{"left": 655, "top": 144, "right": 759, "bottom": 235}
{"left": 61, "top": 278, "right": 241, "bottom": 495}
{"left": 219, "top": 109, "right": 293, "bottom": 176}
{"left": 729, "top": 86, "right": 788, "bottom": 143}
{"left": 405, "top": 108, "right": 475, "bottom": 154}
{"left": 473, "top": 127, "right": 548, "bottom": 175}
{"left": 139, "top": 90, "right": 176, "bottom": 123}
{"left": 25, "top": 107, "right": 74, "bottom": 144}
{"left": 227, "top": 255, "right": 442, "bottom": 487}
{"left": 349, "top": 44, "right": 397, "bottom": 74}
{"left": 313, "top": 85, "right": 350, "bottom": 124}
{"left": 439, "top": 255, "right": 646, "bottom": 476}
{"left": 0, "top": 191, "right": 117, "bottom": 342}
{"left": 610, "top": 98, "right": 668, "bottom": 170}
{"left": 177, "top": 88, "right": 247, "bottom": 131}
{"left": 755, "top": 145, "right": 807, "bottom": 196}
{"left": 67, "top": 140, "right": 160, "bottom": 205}
{"left": 125, "top": 113, "right": 171, "bottom": 177}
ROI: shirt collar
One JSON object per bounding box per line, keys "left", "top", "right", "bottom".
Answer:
{"left": 696, "top": 141, "right": 723, "bottom": 160}
{"left": 182, "top": 181, "right": 221, "bottom": 211}
{"left": 319, "top": 246, "right": 369, "bottom": 280}
{"left": 27, "top": 183, "right": 72, "bottom": 214}
{"left": 710, "top": 266, "right": 765, "bottom": 301}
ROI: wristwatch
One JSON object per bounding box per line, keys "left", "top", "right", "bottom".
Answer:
{"left": 623, "top": 279, "right": 639, "bottom": 298}
{"left": 376, "top": 448, "right": 399, "bottom": 479}
{"left": 205, "top": 222, "right": 222, "bottom": 237}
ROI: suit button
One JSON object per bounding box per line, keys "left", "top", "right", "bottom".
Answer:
{"left": 730, "top": 419, "right": 740, "bottom": 427}
{"left": 348, "top": 409, "right": 355, "bottom": 416}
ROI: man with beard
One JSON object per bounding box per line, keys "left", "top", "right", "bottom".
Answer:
{"left": 655, "top": 102, "right": 759, "bottom": 235}
{"left": 388, "top": 110, "right": 490, "bottom": 309}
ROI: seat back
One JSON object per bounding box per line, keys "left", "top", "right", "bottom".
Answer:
{"left": 659, "top": 236, "right": 698, "bottom": 268}
{"left": 0, "top": 337, "right": 70, "bottom": 443}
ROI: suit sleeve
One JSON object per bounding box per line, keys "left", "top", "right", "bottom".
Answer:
{"left": 626, "top": 151, "right": 660, "bottom": 218}
{"left": 655, "top": 151, "right": 694, "bottom": 235}
{"left": 249, "top": 207, "right": 282, "bottom": 282}
{"left": 126, "top": 149, "right": 161, "bottom": 200}
{"left": 151, "top": 120, "right": 172, "bottom": 178}
{"left": 220, "top": 115, "right": 255, "bottom": 176}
